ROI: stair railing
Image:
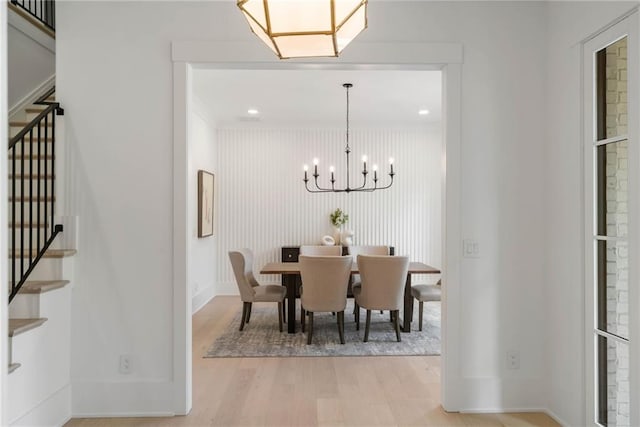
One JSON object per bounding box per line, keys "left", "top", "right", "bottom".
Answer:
{"left": 9, "top": 0, "right": 55, "bottom": 32}
{"left": 8, "top": 88, "right": 63, "bottom": 302}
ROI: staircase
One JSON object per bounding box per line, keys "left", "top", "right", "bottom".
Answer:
{"left": 7, "top": 89, "right": 76, "bottom": 425}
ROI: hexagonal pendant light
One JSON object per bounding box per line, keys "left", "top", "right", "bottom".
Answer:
{"left": 237, "top": 0, "right": 368, "bottom": 59}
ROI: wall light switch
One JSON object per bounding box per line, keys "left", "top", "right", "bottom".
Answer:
{"left": 463, "top": 239, "right": 480, "bottom": 258}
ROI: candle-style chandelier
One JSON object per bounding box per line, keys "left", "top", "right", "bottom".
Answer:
{"left": 303, "top": 83, "right": 395, "bottom": 193}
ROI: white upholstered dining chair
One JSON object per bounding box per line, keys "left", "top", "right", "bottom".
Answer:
{"left": 229, "top": 249, "right": 286, "bottom": 332}
{"left": 299, "top": 255, "right": 352, "bottom": 344}
{"left": 353, "top": 255, "right": 409, "bottom": 342}
{"left": 411, "top": 279, "right": 442, "bottom": 331}
{"left": 348, "top": 245, "right": 391, "bottom": 290}
{"left": 300, "top": 245, "right": 342, "bottom": 256}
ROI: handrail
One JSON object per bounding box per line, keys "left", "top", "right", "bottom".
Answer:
{"left": 9, "top": 0, "right": 55, "bottom": 32}
{"left": 8, "top": 90, "right": 63, "bottom": 303}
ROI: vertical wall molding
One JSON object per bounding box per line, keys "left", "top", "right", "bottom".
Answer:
{"left": 215, "top": 126, "right": 442, "bottom": 292}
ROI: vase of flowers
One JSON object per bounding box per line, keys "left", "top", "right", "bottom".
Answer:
{"left": 329, "top": 208, "right": 349, "bottom": 245}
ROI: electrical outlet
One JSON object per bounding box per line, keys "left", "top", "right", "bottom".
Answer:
{"left": 119, "top": 354, "right": 132, "bottom": 374}
{"left": 506, "top": 350, "right": 520, "bottom": 370}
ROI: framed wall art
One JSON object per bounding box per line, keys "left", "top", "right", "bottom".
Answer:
{"left": 198, "top": 170, "right": 214, "bottom": 238}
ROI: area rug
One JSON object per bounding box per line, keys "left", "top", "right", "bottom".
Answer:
{"left": 204, "top": 300, "right": 440, "bottom": 357}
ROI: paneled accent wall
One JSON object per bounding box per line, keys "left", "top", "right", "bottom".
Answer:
{"left": 215, "top": 126, "right": 442, "bottom": 293}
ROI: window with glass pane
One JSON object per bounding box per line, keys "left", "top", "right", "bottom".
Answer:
{"left": 598, "top": 336, "right": 630, "bottom": 427}
{"left": 596, "top": 240, "right": 629, "bottom": 339}
{"left": 596, "top": 38, "right": 628, "bottom": 141}
{"left": 595, "top": 35, "right": 630, "bottom": 427}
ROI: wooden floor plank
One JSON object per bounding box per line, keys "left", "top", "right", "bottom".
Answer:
{"left": 65, "top": 296, "right": 560, "bottom": 427}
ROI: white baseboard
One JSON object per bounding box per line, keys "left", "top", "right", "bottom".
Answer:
{"left": 8, "top": 7, "right": 55, "bottom": 53}
{"left": 192, "top": 285, "right": 216, "bottom": 314}
{"left": 10, "top": 384, "right": 71, "bottom": 427}
{"left": 544, "top": 409, "right": 569, "bottom": 426}
{"left": 454, "top": 377, "right": 544, "bottom": 413}
{"left": 72, "top": 380, "right": 175, "bottom": 417}
{"left": 9, "top": 74, "right": 55, "bottom": 119}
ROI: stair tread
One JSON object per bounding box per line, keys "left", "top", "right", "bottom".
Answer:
{"left": 9, "top": 196, "right": 55, "bottom": 202}
{"left": 8, "top": 137, "right": 54, "bottom": 143}
{"left": 11, "top": 249, "right": 76, "bottom": 258}
{"left": 9, "top": 318, "right": 47, "bottom": 337}
{"left": 8, "top": 154, "right": 54, "bottom": 160}
{"left": 9, "top": 174, "right": 55, "bottom": 179}
{"left": 25, "top": 108, "right": 47, "bottom": 113}
{"left": 10, "top": 121, "right": 53, "bottom": 127}
{"left": 9, "top": 363, "right": 21, "bottom": 374}
{"left": 17, "top": 280, "right": 70, "bottom": 294}
{"left": 9, "top": 223, "right": 49, "bottom": 228}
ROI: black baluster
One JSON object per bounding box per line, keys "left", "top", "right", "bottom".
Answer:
{"left": 44, "top": 113, "right": 48, "bottom": 250}
{"left": 37, "top": 114, "right": 41, "bottom": 255}
{"left": 12, "top": 138, "right": 16, "bottom": 295}
{"left": 30, "top": 123, "right": 36, "bottom": 270}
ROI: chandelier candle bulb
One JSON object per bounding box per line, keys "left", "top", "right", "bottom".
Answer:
{"left": 362, "top": 155, "right": 368, "bottom": 173}
{"left": 303, "top": 164, "right": 309, "bottom": 180}
{"left": 389, "top": 157, "right": 395, "bottom": 174}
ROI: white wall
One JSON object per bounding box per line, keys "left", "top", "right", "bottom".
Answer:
{"left": 544, "top": 2, "right": 638, "bottom": 425}
{"left": 57, "top": 0, "right": 550, "bottom": 415}
{"left": 189, "top": 97, "right": 218, "bottom": 313}
{"left": 7, "top": 12, "right": 55, "bottom": 111}
{"left": 214, "top": 126, "right": 442, "bottom": 295}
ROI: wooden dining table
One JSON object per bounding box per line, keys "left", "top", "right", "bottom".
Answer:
{"left": 260, "top": 261, "right": 440, "bottom": 334}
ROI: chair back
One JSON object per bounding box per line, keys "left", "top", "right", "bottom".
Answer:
{"left": 357, "top": 255, "right": 409, "bottom": 310}
{"left": 348, "top": 245, "right": 390, "bottom": 257}
{"left": 300, "top": 245, "right": 342, "bottom": 256}
{"left": 229, "top": 249, "right": 258, "bottom": 302}
{"left": 300, "top": 255, "right": 352, "bottom": 312}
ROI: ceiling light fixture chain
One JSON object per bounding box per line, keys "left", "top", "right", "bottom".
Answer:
{"left": 303, "top": 83, "right": 395, "bottom": 194}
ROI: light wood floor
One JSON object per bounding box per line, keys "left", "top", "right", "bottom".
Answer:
{"left": 67, "top": 296, "right": 559, "bottom": 426}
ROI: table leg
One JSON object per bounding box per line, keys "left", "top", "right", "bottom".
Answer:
{"left": 401, "top": 273, "right": 413, "bottom": 332}
{"left": 284, "top": 275, "right": 297, "bottom": 333}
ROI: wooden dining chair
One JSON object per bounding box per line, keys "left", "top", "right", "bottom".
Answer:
{"left": 299, "top": 255, "right": 352, "bottom": 344}
{"left": 411, "top": 279, "right": 442, "bottom": 331}
{"left": 353, "top": 255, "right": 409, "bottom": 342}
{"left": 229, "top": 249, "right": 286, "bottom": 332}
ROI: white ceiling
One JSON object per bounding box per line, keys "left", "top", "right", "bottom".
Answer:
{"left": 192, "top": 69, "right": 442, "bottom": 128}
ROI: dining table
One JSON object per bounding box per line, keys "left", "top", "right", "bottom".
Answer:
{"left": 260, "top": 261, "right": 440, "bottom": 334}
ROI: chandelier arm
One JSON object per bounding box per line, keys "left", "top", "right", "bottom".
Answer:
{"left": 374, "top": 174, "right": 394, "bottom": 190}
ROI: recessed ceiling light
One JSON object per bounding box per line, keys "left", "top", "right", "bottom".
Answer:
{"left": 418, "top": 109, "right": 430, "bottom": 116}
{"left": 247, "top": 109, "right": 259, "bottom": 115}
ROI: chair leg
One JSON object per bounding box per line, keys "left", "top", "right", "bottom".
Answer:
{"left": 394, "top": 310, "right": 401, "bottom": 342}
{"left": 278, "top": 302, "right": 283, "bottom": 333}
{"left": 307, "top": 312, "right": 314, "bottom": 345}
{"left": 364, "top": 310, "right": 371, "bottom": 342}
{"left": 355, "top": 302, "right": 360, "bottom": 330}
{"left": 246, "top": 302, "right": 253, "bottom": 324}
{"left": 239, "top": 302, "right": 249, "bottom": 331}
{"left": 301, "top": 308, "right": 306, "bottom": 333}
{"left": 337, "top": 311, "right": 345, "bottom": 344}
{"left": 419, "top": 301, "right": 424, "bottom": 332}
